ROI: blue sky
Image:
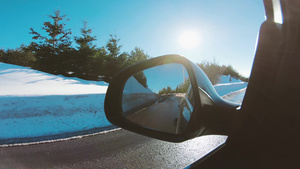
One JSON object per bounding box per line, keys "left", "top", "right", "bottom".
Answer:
{"left": 0, "top": 0, "right": 265, "bottom": 77}
{"left": 143, "top": 63, "right": 189, "bottom": 93}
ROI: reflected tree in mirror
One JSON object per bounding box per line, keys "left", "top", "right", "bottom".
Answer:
{"left": 133, "top": 71, "right": 148, "bottom": 88}
{"left": 122, "top": 63, "right": 194, "bottom": 134}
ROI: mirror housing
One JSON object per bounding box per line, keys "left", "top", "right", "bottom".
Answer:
{"left": 105, "top": 55, "right": 239, "bottom": 142}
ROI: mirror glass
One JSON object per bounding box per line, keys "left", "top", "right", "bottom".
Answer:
{"left": 122, "top": 63, "right": 194, "bottom": 134}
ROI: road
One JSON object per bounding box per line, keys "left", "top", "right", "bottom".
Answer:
{"left": 0, "top": 91, "right": 244, "bottom": 169}
{"left": 0, "top": 129, "right": 227, "bottom": 169}
{"left": 127, "top": 95, "right": 182, "bottom": 134}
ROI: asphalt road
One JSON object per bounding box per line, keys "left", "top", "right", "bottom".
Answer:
{"left": 127, "top": 95, "right": 182, "bottom": 134}
{"left": 0, "top": 129, "right": 227, "bottom": 169}
{"left": 0, "top": 91, "right": 244, "bottom": 169}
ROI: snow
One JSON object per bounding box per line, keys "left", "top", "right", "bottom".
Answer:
{"left": 217, "top": 75, "right": 243, "bottom": 84}
{"left": 0, "top": 63, "right": 107, "bottom": 96}
{"left": 0, "top": 95, "right": 109, "bottom": 138}
{"left": 0, "top": 62, "right": 111, "bottom": 144}
{"left": 122, "top": 76, "right": 159, "bottom": 113}
{"left": 214, "top": 75, "right": 248, "bottom": 97}
{"left": 123, "top": 76, "right": 153, "bottom": 94}
{"left": 0, "top": 62, "right": 247, "bottom": 144}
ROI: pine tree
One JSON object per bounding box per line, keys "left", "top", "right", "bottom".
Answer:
{"left": 0, "top": 49, "right": 5, "bottom": 62}
{"left": 29, "top": 10, "right": 72, "bottom": 74}
{"left": 30, "top": 10, "right": 72, "bottom": 53}
{"left": 74, "top": 21, "right": 96, "bottom": 51}
{"left": 106, "top": 34, "right": 121, "bottom": 58}
{"left": 86, "top": 47, "right": 107, "bottom": 80}
{"left": 127, "top": 47, "right": 149, "bottom": 66}
{"left": 0, "top": 45, "right": 36, "bottom": 67}
{"left": 73, "top": 21, "right": 97, "bottom": 78}
{"left": 104, "top": 35, "right": 127, "bottom": 81}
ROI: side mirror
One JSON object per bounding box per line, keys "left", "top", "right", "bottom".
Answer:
{"left": 105, "top": 55, "right": 239, "bottom": 142}
{"left": 122, "top": 63, "right": 194, "bottom": 134}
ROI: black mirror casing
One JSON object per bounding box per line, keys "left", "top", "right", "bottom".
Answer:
{"left": 105, "top": 55, "right": 206, "bottom": 142}
{"left": 104, "top": 55, "right": 239, "bottom": 142}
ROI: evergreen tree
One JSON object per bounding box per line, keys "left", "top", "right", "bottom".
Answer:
{"left": 127, "top": 47, "right": 149, "bottom": 66}
{"left": 0, "top": 49, "right": 5, "bottom": 62}
{"left": 74, "top": 20, "right": 96, "bottom": 51}
{"left": 104, "top": 35, "right": 128, "bottom": 81}
{"left": 106, "top": 34, "right": 121, "bottom": 58}
{"left": 198, "top": 61, "right": 249, "bottom": 84}
{"left": 223, "top": 65, "right": 240, "bottom": 79}
{"left": 198, "top": 60, "right": 224, "bottom": 85}
{"left": 29, "top": 10, "right": 72, "bottom": 74}
{"left": 133, "top": 71, "right": 148, "bottom": 88}
{"left": 176, "top": 78, "right": 191, "bottom": 93}
{"left": 73, "top": 21, "right": 97, "bottom": 78}
{"left": 166, "top": 86, "right": 173, "bottom": 93}
{"left": 0, "top": 45, "right": 36, "bottom": 67}
{"left": 85, "top": 47, "right": 107, "bottom": 80}
{"left": 30, "top": 10, "right": 72, "bottom": 52}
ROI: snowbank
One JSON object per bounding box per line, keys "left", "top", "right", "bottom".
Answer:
{"left": 217, "top": 75, "right": 243, "bottom": 84}
{"left": 123, "top": 76, "right": 153, "bottom": 94}
{"left": 0, "top": 94, "right": 110, "bottom": 138}
{"left": 122, "top": 76, "right": 159, "bottom": 114}
{"left": 0, "top": 62, "right": 107, "bottom": 96}
{"left": 0, "top": 62, "right": 111, "bottom": 144}
{"left": 214, "top": 75, "right": 248, "bottom": 97}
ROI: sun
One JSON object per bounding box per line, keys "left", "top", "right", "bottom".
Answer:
{"left": 179, "top": 31, "right": 200, "bottom": 49}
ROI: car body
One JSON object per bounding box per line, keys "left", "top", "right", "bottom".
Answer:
{"left": 176, "top": 85, "right": 195, "bottom": 134}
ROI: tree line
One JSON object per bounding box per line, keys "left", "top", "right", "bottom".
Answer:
{"left": 158, "top": 79, "right": 190, "bottom": 95}
{"left": 198, "top": 60, "right": 249, "bottom": 85}
{"left": 0, "top": 10, "right": 148, "bottom": 82}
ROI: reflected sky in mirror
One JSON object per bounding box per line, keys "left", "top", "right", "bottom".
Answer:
{"left": 142, "top": 63, "right": 189, "bottom": 93}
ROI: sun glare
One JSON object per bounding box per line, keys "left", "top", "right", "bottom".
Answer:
{"left": 179, "top": 31, "right": 200, "bottom": 49}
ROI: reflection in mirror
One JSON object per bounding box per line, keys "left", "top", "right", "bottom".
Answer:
{"left": 122, "top": 63, "right": 194, "bottom": 134}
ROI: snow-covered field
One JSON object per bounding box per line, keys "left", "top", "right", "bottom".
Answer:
{"left": 0, "top": 62, "right": 247, "bottom": 144}
{"left": 0, "top": 62, "right": 111, "bottom": 144}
